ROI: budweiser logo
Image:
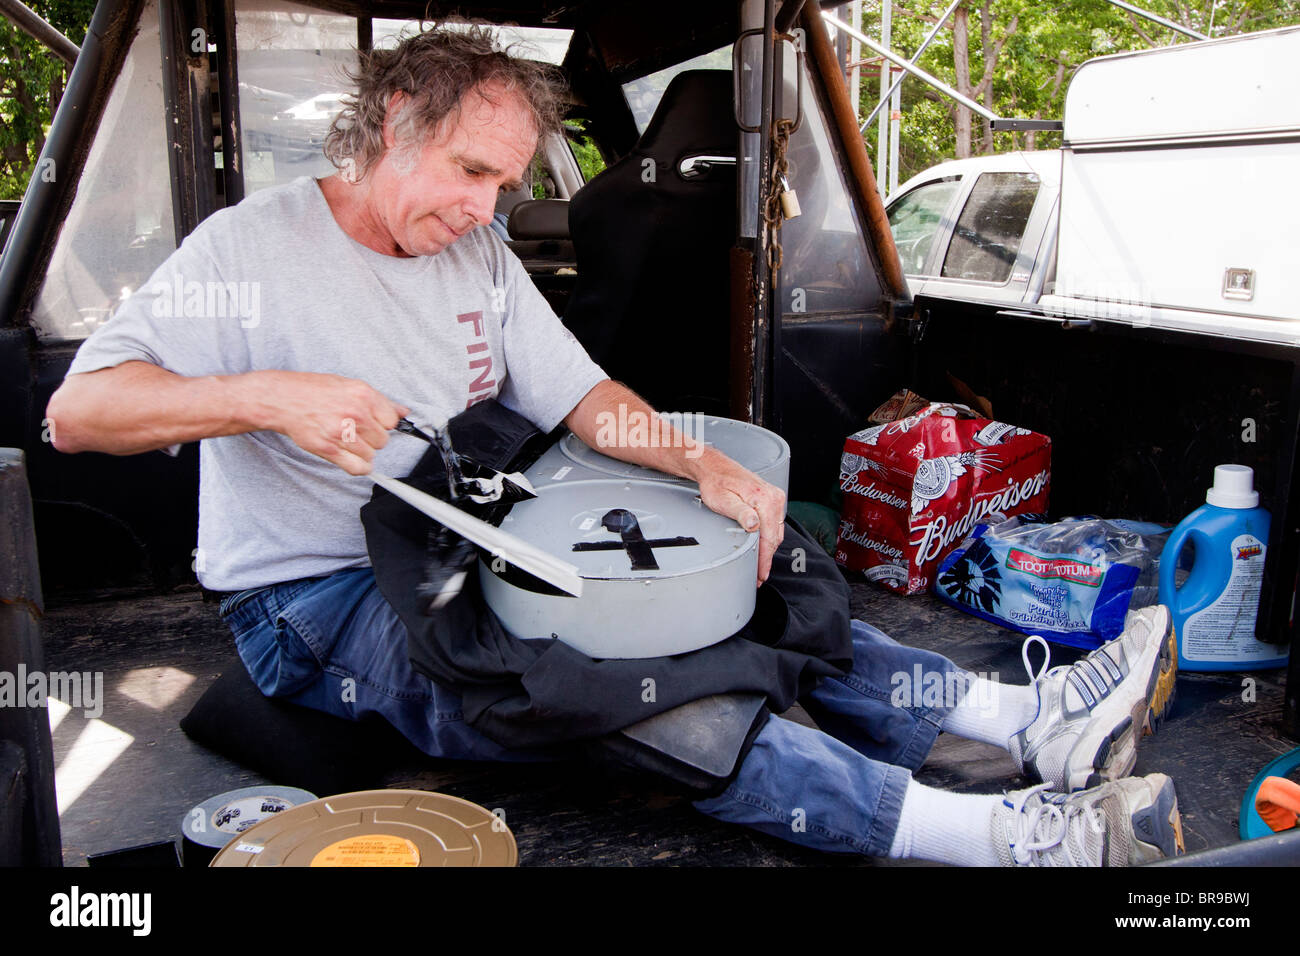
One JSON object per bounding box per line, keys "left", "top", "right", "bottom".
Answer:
{"left": 839, "top": 526, "right": 906, "bottom": 560}
{"left": 1006, "top": 548, "right": 1104, "bottom": 586}
{"left": 912, "top": 470, "right": 1050, "bottom": 565}
{"left": 841, "top": 478, "right": 909, "bottom": 510}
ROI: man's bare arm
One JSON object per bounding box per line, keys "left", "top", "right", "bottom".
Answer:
{"left": 46, "top": 360, "right": 408, "bottom": 475}
{"left": 562, "top": 380, "right": 703, "bottom": 476}
{"left": 564, "top": 380, "right": 786, "bottom": 584}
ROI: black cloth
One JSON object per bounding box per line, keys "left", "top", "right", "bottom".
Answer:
{"left": 180, "top": 664, "right": 418, "bottom": 796}
{"left": 360, "top": 400, "right": 853, "bottom": 751}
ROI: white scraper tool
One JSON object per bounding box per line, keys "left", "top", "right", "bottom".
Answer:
{"left": 370, "top": 471, "right": 584, "bottom": 598}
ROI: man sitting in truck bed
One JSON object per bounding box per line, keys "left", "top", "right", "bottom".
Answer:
{"left": 45, "top": 22, "right": 1182, "bottom": 867}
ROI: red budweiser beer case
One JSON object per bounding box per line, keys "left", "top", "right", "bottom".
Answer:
{"left": 835, "top": 403, "right": 1051, "bottom": 594}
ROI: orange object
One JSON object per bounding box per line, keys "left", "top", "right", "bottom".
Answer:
{"left": 1254, "top": 776, "right": 1300, "bottom": 832}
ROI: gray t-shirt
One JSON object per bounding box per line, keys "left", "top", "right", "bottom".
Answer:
{"left": 66, "top": 176, "right": 608, "bottom": 590}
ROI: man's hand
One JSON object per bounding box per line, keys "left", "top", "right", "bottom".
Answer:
{"left": 693, "top": 448, "right": 787, "bottom": 586}
{"left": 564, "top": 380, "right": 787, "bottom": 586}
{"left": 47, "top": 362, "right": 407, "bottom": 475}
{"left": 244, "top": 370, "right": 408, "bottom": 475}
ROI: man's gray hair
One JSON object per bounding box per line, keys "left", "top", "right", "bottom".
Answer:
{"left": 324, "top": 21, "right": 565, "bottom": 181}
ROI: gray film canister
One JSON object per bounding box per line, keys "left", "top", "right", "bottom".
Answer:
{"left": 181, "top": 786, "right": 317, "bottom": 867}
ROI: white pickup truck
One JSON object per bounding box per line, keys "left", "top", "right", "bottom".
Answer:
{"left": 887, "top": 148, "right": 1060, "bottom": 308}
{"left": 886, "top": 25, "right": 1300, "bottom": 348}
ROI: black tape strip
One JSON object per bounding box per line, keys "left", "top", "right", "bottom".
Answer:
{"left": 572, "top": 537, "right": 700, "bottom": 553}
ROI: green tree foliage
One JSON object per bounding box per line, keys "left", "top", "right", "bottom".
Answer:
{"left": 846, "top": 0, "right": 1300, "bottom": 188}
{"left": 566, "top": 121, "right": 607, "bottom": 184}
{"left": 0, "top": 0, "right": 94, "bottom": 199}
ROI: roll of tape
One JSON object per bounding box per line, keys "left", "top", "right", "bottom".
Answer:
{"left": 181, "top": 786, "right": 317, "bottom": 867}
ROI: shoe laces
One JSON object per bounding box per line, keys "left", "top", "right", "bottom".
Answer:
{"left": 1008, "top": 636, "right": 1053, "bottom": 763}
{"left": 1021, "top": 635, "right": 1051, "bottom": 684}
{"left": 1006, "top": 783, "right": 1106, "bottom": 866}
{"left": 1022, "top": 634, "right": 1109, "bottom": 688}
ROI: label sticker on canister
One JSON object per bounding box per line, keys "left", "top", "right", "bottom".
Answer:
{"left": 310, "top": 835, "right": 421, "bottom": 867}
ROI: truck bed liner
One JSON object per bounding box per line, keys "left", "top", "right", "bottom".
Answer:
{"left": 40, "top": 580, "right": 1292, "bottom": 866}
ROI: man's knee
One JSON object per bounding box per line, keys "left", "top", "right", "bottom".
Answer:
{"left": 234, "top": 611, "right": 323, "bottom": 698}
{"left": 227, "top": 568, "right": 380, "bottom": 699}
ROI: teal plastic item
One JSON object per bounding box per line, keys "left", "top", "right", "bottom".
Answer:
{"left": 1239, "top": 747, "right": 1300, "bottom": 840}
{"left": 1159, "top": 465, "right": 1287, "bottom": 672}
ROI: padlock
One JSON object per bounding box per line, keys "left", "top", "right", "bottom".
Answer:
{"left": 779, "top": 174, "right": 802, "bottom": 220}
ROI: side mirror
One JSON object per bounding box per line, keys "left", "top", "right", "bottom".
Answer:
{"left": 732, "top": 28, "right": 803, "bottom": 134}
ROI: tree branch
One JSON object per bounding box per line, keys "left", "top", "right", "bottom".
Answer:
{"left": 980, "top": 0, "right": 992, "bottom": 64}
{"left": 1036, "top": 59, "right": 1068, "bottom": 95}
{"left": 1125, "top": 11, "right": 1159, "bottom": 47}
{"left": 973, "top": 13, "right": 1018, "bottom": 99}
{"left": 1050, "top": 60, "right": 1066, "bottom": 100}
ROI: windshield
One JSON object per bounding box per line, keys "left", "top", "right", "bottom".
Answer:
{"left": 374, "top": 20, "right": 572, "bottom": 61}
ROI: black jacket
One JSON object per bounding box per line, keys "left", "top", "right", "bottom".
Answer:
{"left": 360, "top": 400, "right": 853, "bottom": 788}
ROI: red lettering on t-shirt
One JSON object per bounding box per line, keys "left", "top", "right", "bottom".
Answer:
{"left": 456, "top": 310, "right": 485, "bottom": 337}
{"left": 458, "top": 309, "right": 495, "bottom": 407}
{"left": 468, "top": 356, "right": 496, "bottom": 394}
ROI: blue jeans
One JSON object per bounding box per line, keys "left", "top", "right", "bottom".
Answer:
{"left": 221, "top": 567, "right": 963, "bottom": 857}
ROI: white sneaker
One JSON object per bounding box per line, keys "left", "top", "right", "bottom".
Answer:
{"left": 1009, "top": 605, "right": 1178, "bottom": 793}
{"left": 992, "top": 773, "right": 1184, "bottom": 866}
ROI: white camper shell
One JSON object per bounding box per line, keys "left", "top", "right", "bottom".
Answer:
{"left": 887, "top": 26, "right": 1300, "bottom": 347}
{"left": 1044, "top": 26, "right": 1300, "bottom": 345}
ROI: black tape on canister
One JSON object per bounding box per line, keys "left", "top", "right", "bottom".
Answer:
{"left": 181, "top": 786, "right": 317, "bottom": 867}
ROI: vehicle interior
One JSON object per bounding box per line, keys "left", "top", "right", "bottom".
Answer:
{"left": 0, "top": 0, "right": 1296, "bottom": 866}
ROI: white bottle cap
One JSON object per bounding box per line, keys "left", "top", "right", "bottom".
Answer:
{"left": 1206, "top": 464, "right": 1259, "bottom": 509}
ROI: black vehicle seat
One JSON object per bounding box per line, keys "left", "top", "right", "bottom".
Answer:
{"left": 508, "top": 199, "right": 571, "bottom": 240}
{"left": 495, "top": 183, "right": 533, "bottom": 219}
{"left": 506, "top": 197, "right": 578, "bottom": 315}
{"left": 506, "top": 199, "right": 575, "bottom": 272}
{"left": 564, "top": 70, "right": 736, "bottom": 417}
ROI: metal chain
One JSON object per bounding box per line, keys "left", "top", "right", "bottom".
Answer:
{"left": 764, "top": 117, "right": 796, "bottom": 276}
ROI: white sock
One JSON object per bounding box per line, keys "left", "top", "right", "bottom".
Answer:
{"left": 941, "top": 673, "right": 1040, "bottom": 752}
{"left": 888, "top": 778, "right": 1003, "bottom": 866}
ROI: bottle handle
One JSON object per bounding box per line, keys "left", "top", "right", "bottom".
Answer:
{"left": 1159, "top": 525, "right": 1219, "bottom": 619}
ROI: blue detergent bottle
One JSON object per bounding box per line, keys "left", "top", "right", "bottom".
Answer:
{"left": 1159, "top": 464, "right": 1287, "bottom": 671}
